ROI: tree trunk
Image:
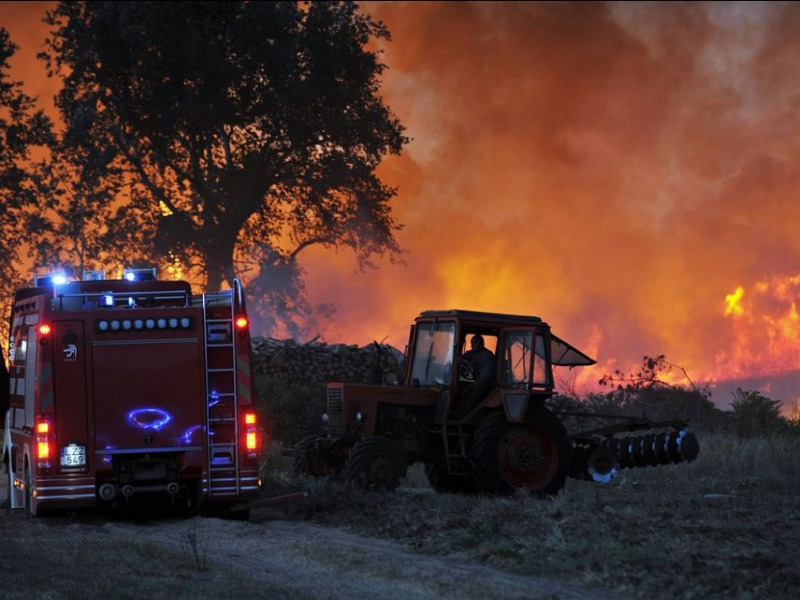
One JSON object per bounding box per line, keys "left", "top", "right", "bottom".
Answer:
{"left": 204, "top": 234, "right": 237, "bottom": 292}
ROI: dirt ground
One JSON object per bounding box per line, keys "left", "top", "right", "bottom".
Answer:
{"left": 0, "top": 476, "right": 626, "bottom": 600}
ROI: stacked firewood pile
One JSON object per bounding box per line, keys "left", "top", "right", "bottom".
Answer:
{"left": 250, "top": 337, "right": 405, "bottom": 385}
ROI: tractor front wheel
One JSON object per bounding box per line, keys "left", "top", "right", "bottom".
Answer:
{"left": 292, "top": 435, "right": 338, "bottom": 478}
{"left": 472, "top": 407, "right": 571, "bottom": 496}
{"left": 345, "top": 437, "right": 405, "bottom": 492}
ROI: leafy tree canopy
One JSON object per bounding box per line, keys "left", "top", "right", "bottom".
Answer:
{"left": 39, "top": 1, "right": 408, "bottom": 334}
{"left": 0, "top": 28, "right": 53, "bottom": 307}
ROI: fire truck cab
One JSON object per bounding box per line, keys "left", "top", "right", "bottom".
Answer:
{"left": 2, "top": 269, "right": 260, "bottom": 516}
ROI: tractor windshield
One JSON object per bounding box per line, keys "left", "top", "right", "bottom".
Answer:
{"left": 409, "top": 321, "right": 456, "bottom": 386}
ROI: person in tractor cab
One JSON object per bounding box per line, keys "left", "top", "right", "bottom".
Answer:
{"left": 452, "top": 334, "right": 496, "bottom": 419}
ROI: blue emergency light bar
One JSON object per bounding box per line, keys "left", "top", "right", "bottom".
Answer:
{"left": 83, "top": 269, "right": 106, "bottom": 281}
{"left": 33, "top": 272, "right": 68, "bottom": 286}
{"left": 124, "top": 267, "right": 157, "bottom": 282}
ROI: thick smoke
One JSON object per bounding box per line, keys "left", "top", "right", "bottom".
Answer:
{"left": 5, "top": 2, "right": 800, "bottom": 401}
{"left": 302, "top": 1, "right": 800, "bottom": 400}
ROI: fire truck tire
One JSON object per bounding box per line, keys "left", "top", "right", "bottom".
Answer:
{"left": 423, "top": 462, "right": 478, "bottom": 494}
{"left": 183, "top": 481, "right": 202, "bottom": 517}
{"left": 23, "top": 466, "right": 33, "bottom": 519}
{"left": 472, "top": 407, "right": 571, "bottom": 496}
{"left": 4, "top": 467, "right": 11, "bottom": 512}
{"left": 345, "top": 436, "right": 404, "bottom": 492}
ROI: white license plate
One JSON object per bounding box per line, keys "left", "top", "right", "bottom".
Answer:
{"left": 60, "top": 444, "right": 86, "bottom": 467}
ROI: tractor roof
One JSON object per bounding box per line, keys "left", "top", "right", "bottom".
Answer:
{"left": 415, "top": 309, "right": 595, "bottom": 367}
{"left": 417, "top": 309, "right": 543, "bottom": 326}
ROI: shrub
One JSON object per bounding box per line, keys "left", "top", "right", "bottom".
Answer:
{"left": 254, "top": 374, "right": 327, "bottom": 446}
{"left": 730, "top": 388, "right": 789, "bottom": 437}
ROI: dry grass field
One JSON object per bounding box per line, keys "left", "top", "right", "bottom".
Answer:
{"left": 2, "top": 431, "right": 799, "bottom": 600}
{"left": 278, "top": 432, "right": 800, "bottom": 599}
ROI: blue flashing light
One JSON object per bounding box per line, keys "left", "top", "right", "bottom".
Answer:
{"left": 34, "top": 272, "right": 68, "bottom": 286}
{"left": 124, "top": 267, "right": 157, "bottom": 282}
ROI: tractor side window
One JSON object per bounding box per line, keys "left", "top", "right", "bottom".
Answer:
{"left": 533, "top": 333, "right": 551, "bottom": 386}
{"left": 501, "top": 331, "right": 551, "bottom": 387}
{"left": 410, "top": 322, "right": 455, "bottom": 386}
{"left": 501, "top": 331, "right": 532, "bottom": 386}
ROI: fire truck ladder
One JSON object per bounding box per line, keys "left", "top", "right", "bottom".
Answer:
{"left": 200, "top": 282, "right": 243, "bottom": 498}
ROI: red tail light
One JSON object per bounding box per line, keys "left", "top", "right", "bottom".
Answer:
{"left": 37, "top": 441, "right": 50, "bottom": 460}
{"left": 35, "top": 417, "right": 52, "bottom": 469}
{"left": 235, "top": 316, "right": 249, "bottom": 330}
{"left": 244, "top": 411, "right": 258, "bottom": 458}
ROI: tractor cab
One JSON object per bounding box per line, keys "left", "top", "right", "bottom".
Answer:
{"left": 406, "top": 310, "right": 595, "bottom": 424}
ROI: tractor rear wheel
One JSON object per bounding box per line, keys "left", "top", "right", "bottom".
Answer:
{"left": 472, "top": 407, "right": 571, "bottom": 496}
{"left": 345, "top": 436, "right": 405, "bottom": 492}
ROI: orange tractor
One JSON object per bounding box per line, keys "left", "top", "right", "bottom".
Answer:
{"left": 287, "top": 309, "right": 699, "bottom": 495}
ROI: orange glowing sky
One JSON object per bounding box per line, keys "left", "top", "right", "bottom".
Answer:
{"left": 4, "top": 1, "right": 800, "bottom": 404}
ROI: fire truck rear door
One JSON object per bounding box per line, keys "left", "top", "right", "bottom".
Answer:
{"left": 53, "top": 322, "right": 90, "bottom": 469}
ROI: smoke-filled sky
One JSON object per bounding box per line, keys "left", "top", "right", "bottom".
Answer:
{"left": 4, "top": 1, "right": 800, "bottom": 404}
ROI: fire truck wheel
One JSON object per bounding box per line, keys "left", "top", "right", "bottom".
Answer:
{"left": 23, "top": 466, "right": 33, "bottom": 519}
{"left": 472, "top": 407, "right": 571, "bottom": 496}
{"left": 4, "top": 468, "right": 11, "bottom": 512}
{"left": 183, "top": 481, "right": 202, "bottom": 517}
{"left": 345, "top": 436, "right": 404, "bottom": 492}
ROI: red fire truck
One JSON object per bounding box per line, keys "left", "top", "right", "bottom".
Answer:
{"left": 2, "top": 269, "right": 261, "bottom": 517}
